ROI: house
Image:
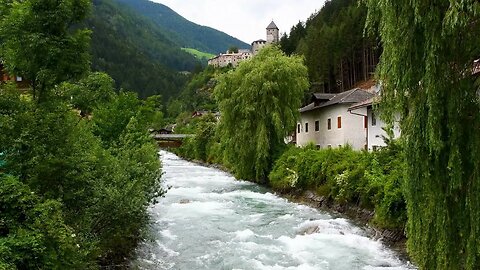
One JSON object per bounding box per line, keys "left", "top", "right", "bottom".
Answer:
{"left": 296, "top": 88, "right": 374, "bottom": 150}
{"left": 0, "top": 61, "right": 30, "bottom": 90}
{"left": 348, "top": 97, "right": 401, "bottom": 151}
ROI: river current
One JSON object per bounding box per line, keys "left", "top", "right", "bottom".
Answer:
{"left": 132, "top": 151, "right": 415, "bottom": 270}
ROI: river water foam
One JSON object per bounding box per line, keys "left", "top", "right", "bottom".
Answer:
{"left": 132, "top": 151, "right": 415, "bottom": 270}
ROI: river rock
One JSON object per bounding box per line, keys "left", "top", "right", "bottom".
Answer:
{"left": 299, "top": 225, "right": 321, "bottom": 235}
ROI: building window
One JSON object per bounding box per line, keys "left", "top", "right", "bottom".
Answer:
{"left": 327, "top": 118, "right": 331, "bottom": 130}
{"left": 364, "top": 116, "right": 368, "bottom": 129}
{"left": 372, "top": 111, "right": 377, "bottom": 126}
{"left": 315, "top": 120, "right": 320, "bottom": 132}
{"left": 297, "top": 124, "right": 301, "bottom": 133}
{"left": 337, "top": 116, "right": 342, "bottom": 129}
{"left": 305, "top": 122, "right": 309, "bottom": 133}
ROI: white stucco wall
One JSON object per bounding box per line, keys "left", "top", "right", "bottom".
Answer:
{"left": 296, "top": 104, "right": 368, "bottom": 150}
{"left": 367, "top": 109, "right": 401, "bottom": 150}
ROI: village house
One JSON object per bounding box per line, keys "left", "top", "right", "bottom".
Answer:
{"left": 297, "top": 57, "right": 480, "bottom": 151}
{"left": 208, "top": 21, "right": 279, "bottom": 68}
{"left": 296, "top": 88, "right": 374, "bottom": 150}
{"left": 0, "top": 61, "right": 30, "bottom": 90}
{"left": 348, "top": 97, "right": 401, "bottom": 151}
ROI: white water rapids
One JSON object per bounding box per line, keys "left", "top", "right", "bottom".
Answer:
{"left": 132, "top": 151, "right": 415, "bottom": 270}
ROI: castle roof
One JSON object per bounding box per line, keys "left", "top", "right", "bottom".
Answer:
{"left": 266, "top": 21, "right": 278, "bottom": 30}
{"left": 251, "top": 39, "right": 266, "bottom": 45}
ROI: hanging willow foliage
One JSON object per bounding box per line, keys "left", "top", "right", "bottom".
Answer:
{"left": 364, "top": 0, "right": 480, "bottom": 269}
{"left": 214, "top": 46, "right": 308, "bottom": 182}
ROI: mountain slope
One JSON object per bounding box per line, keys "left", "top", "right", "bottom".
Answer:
{"left": 114, "top": 0, "right": 250, "bottom": 54}
{"left": 280, "top": 0, "right": 380, "bottom": 93}
{"left": 88, "top": 0, "right": 200, "bottom": 99}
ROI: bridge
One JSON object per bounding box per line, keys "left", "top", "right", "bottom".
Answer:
{"left": 151, "top": 133, "right": 194, "bottom": 148}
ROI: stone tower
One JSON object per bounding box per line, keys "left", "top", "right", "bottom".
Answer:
{"left": 266, "top": 21, "right": 279, "bottom": 44}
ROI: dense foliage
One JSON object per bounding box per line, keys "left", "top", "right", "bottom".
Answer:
{"left": 214, "top": 46, "right": 309, "bottom": 182}
{"left": 167, "top": 66, "right": 234, "bottom": 119}
{"left": 364, "top": 0, "right": 480, "bottom": 269}
{"left": 114, "top": 0, "right": 249, "bottom": 54}
{"left": 174, "top": 114, "right": 219, "bottom": 163}
{"left": 269, "top": 143, "right": 406, "bottom": 229}
{"left": 280, "top": 0, "right": 380, "bottom": 93}
{"left": 0, "top": 77, "right": 164, "bottom": 268}
{"left": 0, "top": 0, "right": 91, "bottom": 101}
{"left": 0, "top": 0, "right": 165, "bottom": 268}
{"left": 88, "top": 0, "right": 197, "bottom": 100}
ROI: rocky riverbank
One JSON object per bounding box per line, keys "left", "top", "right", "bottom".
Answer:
{"left": 289, "top": 190, "right": 408, "bottom": 259}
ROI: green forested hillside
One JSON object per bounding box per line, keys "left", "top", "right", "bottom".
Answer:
{"left": 280, "top": 0, "right": 380, "bottom": 93}
{"left": 182, "top": 48, "right": 216, "bottom": 63}
{"left": 88, "top": 0, "right": 200, "bottom": 99}
{"left": 115, "top": 0, "right": 250, "bottom": 54}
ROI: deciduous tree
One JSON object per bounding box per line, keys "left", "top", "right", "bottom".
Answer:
{"left": 0, "top": 0, "right": 91, "bottom": 101}
{"left": 214, "top": 46, "right": 308, "bottom": 182}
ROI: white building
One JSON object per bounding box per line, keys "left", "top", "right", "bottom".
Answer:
{"left": 207, "top": 50, "right": 253, "bottom": 68}
{"left": 348, "top": 97, "right": 401, "bottom": 151}
{"left": 208, "top": 21, "right": 279, "bottom": 67}
{"left": 296, "top": 89, "right": 374, "bottom": 150}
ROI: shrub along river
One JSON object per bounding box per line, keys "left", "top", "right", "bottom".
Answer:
{"left": 132, "top": 151, "right": 415, "bottom": 270}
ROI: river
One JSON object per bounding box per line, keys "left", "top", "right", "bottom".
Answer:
{"left": 132, "top": 151, "right": 415, "bottom": 270}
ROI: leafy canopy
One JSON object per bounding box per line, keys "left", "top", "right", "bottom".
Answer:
{"left": 0, "top": 0, "right": 91, "bottom": 100}
{"left": 214, "top": 46, "right": 309, "bottom": 182}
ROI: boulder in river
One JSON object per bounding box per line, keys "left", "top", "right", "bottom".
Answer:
{"left": 299, "top": 225, "right": 321, "bottom": 235}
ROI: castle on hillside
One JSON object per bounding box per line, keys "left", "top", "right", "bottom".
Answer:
{"left": 208, "top": 21, "right": 279, "bottom": 68}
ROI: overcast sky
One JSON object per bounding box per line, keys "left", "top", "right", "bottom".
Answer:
{"left": 151, "top": 0, "right": 326, "bottom": 43}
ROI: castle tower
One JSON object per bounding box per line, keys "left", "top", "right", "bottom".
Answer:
{"left": 266, "top": 21, "right": 279, "bottom": 44}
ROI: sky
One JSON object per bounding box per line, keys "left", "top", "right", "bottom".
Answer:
{"left": 151, "top": 0, "right": 326, "bottom": 43}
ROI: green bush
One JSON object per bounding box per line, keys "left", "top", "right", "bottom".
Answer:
{"left": 0, "top": 77, "right": 164, "bottom": 268}
{"left": 269, "top": 143, "right": 407, "bottom": 229}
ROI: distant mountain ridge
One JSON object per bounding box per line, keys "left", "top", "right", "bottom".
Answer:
{"left": 87, "top": 0, "right": 249, "bottom": 100}
{"left": 88, "top": 0, "right": 199, "bottom": 100}
{"left": 114, "top": 0, "right": 250, "bottom": 54}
